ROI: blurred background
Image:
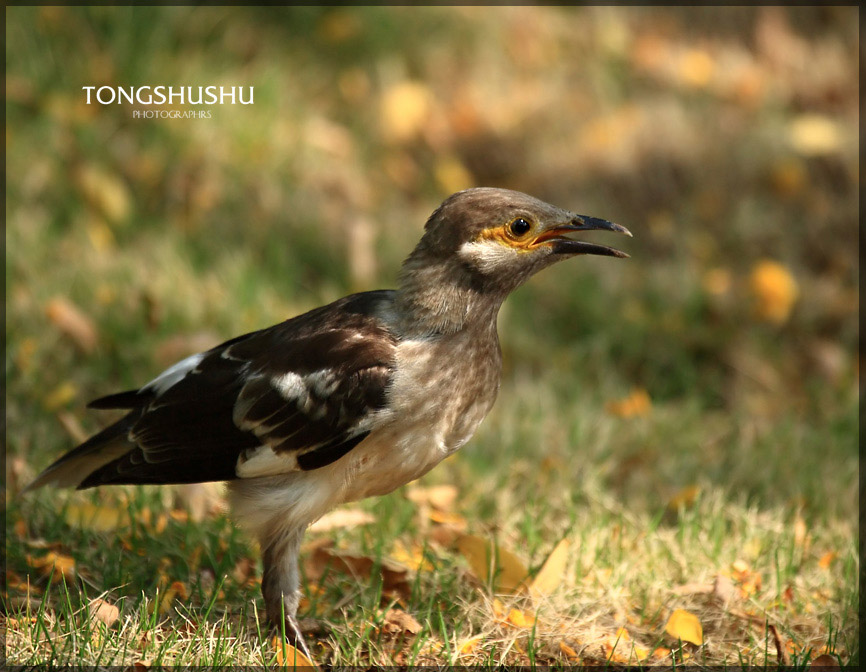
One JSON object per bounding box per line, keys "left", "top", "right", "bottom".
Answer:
{"left": 6, "top": 6, "right": 858, "bottom": 522}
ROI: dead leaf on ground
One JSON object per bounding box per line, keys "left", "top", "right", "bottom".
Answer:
{"left": 749, "top": 260, "right": 799, "bottom": 324}
{"left": 64, "top": 502, "right": 130, "bottom": 531}
{"left": 28, "top": 551, "right": 76, "bottom": 582}
{"left": 810, "top": 653, "right": 840, "bottom": 667}
{"left": 308, "top": 508, "right": 375, "bottom": 533}
{"left": 456, "top": 534, "right": 529, "bottom": 594}
{"left": 406, "top": 484, "right": 458, "bottom": 510}
{"left": 605, "top": 387, "right": 651, "bottom": 418}
{"left": 664, "top": 608, "right": 703, "bottom": 646}
{"left": 666, "top": 485, "right": 701, "bottom": 512}
{"left": 174, "top": 482, "right": 225, "bottom": 522}
{"left": 46, "top": 297, "right": 98, "bottom": 353}
{"left": 272, "top": 637, "right": 317, "bottom": 667}
{"left": 379, "top": 608, "right": 423, "bottom": 637}
{"left": 88, "top": 598, "right": 120, "bottom": 627}
{"left": 527, "top": 537, "right": 570, "bottom": 599}
{"left": 307, "top": 547, "right": 411, "bottom": 600}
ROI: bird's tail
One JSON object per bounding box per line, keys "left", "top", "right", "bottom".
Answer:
{"left": 22, "top": 418, "right": 135, "bottom": 493}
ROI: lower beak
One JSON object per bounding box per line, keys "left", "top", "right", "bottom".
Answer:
{"left": 539, "top": 215, "right": 632, "bottom": 258}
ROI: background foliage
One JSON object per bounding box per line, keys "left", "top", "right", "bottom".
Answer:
{"left": 5, "top": 6, "right": 858, "bottom": 667}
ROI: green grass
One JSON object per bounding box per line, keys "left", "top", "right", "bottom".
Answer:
{"left": 4, "top": 5, "right": 859, "bottom": 668}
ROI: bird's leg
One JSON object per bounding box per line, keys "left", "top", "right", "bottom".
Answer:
{"left": 261, "top": 527, "right": 314, "bottom": 661}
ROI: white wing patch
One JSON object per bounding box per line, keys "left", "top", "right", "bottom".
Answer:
{"left": 236, "top": 444, "right": 300, "bottom": 478}
{"left": 141, "top": 352, "right": 205, "bottom": 395}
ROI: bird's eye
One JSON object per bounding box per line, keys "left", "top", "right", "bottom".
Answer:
{"left": 508, "top": 218, "right": 532, "bottom": 237}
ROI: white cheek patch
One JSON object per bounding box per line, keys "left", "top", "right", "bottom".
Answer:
{"left": 142, "top": 352, "right": 206, "bottom": 395}
{"left": 458, "top": 240, "right": 521, "bottom": 274}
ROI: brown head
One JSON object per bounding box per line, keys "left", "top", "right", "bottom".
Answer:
{"left": 396, "top": 188, "right": 631, "bottom": 335}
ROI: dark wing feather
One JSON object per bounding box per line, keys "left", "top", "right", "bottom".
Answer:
{"left": 75, "top": 290, "right": 398, "bottom": 488}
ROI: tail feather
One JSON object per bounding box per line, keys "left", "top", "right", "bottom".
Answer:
{"left": 87, "top": 389, "right": 151, "bottom": 410}
{"left": 23, "top": 418, "right": 135, "bottom": 492}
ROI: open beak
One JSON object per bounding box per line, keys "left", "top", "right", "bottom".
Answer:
{"left": 538, "top": 215, "right": 632, "bottom": 258}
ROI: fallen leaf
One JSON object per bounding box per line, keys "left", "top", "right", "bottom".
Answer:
{"left": 794, "top": 515, "right": 809, "bottom": 548}
{"left": 174, "top": 482, "right": 224, "bottom": 522}
{"left": 527, "top": 538, "right": 570, "bottom": 598}
{"left": 272, "top": 638, "right": 317, "bottom": 667}
{"left": 28, "top": 551, "right": 76, "bottom": 582}
{"left": 605, "top": 388, "right": 651, "bottom": 418}
{"left": 818, "top": 551, "right": 837, "bottom": 570}
{"left": 750, "top": 260, "right": 799, "bottom": 324}
{"left": 459, "top": 635, "right": 484, "bottom": 656}
{"left": 788, "top": 114, "right": 842, "bottom": 157}
{"left": 43, "top": 381, "right": 79, "bottom": 411}
{"left": 65, "top": 502, "right": 130, "bottom": 531}
{"left": 380, "top": 81, "right": 432, "bottom": 143}
{"left": 810, "top": 653, "right": 839, "bottom": 667}
{"left": 389, "top": 539, "right": 433, "bottom": 572}
{"left": 45, "top": 297, "right": 98, "bottom": 353}
{"left": 667, "top": 485, "right": 701, "bottom": 512}
{"left": 76, "top": 163, "right": 131, "bottom": 224}
{"left": 560, "top": 641, "right": 580, "bottom": 659}
{"left": 133, "top": 660, "right": 152, "bottom": 670}
{"left": 506, "top": 608, "right": 535, "bottom": 628}
{"left": 308, "top": 547, "right": 410, "bottom": 599}
{"left": 88, "top": 598, "right": 120, "bottom": 627}
{"left": 380, "top": 608, "right": 423, "bottom": 637}
{"left": 406, "top": 484, "right": 458, "bottom": 510}
{"left": 664, "top": 609, "right": 703, "bottom": 646}
{"left": 457, "top": 534, "right": 529, "bottom": 594}
{"left": 308, "top": 508, "right": 375, "bottom": 533}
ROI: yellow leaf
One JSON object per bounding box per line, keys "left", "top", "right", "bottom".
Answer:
{"left": 43, "top": 381, "right": 79, "bottom": 411}
{"left": 605, "top": 388, "right": 651, "bottom": 418}
{"left": 76, "top": 163, "right": 131, "bottom": 224}
{"left": 457, "top": 534, "right": 529, "bottom": 594}
{"left": 666, "top": 485, "right": 701, "bottom": 512}
{"left": 389, "top": 539, "right": 433, "bottom": 573}
{"left": 65, "top": 502, "right": 130, "bottom": 531}
{"left": 560, "top": 641, "right": 580, "bottom": 659}
{"left": 664, "top": 609, "right": 703, "bottom": 645}
{"left": 528, "top": 538, "right": 570, "bottom": 598}
{"left": 406, "top": 484, "right": 458, "bottom": 510}
{"left": 29, "top": 551, "right": 76, "bottom": 582}
{"left": 272, "top": 637, "right": 317, "bottom": 667}
{"left": 750, "top": 260, "right": 799, "bottom": 324}
{"left": 380, "top": 81, "right": 432, "bottom": 143}
{"left": 788, "top": 114, "right": 842, "bottom": 157}
{"left": 679, "top": 48, "right": 715, "bottom": 88}
{"left": 458, "top": 635, "right": 483, "bottom": 656}
{"left": 434, "top": 155, "right": 473, "bottom": 195}
{"left": 818, "top": 551, "right": 837, "bottom": 570}
{"left": 506, "top": 608, "right": 535, "bottom": 628}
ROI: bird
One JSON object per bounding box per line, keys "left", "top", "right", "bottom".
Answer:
{"left": 26, "top": 187, "right": 631, "bottom": 657}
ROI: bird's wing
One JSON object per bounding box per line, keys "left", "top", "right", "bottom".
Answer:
{"left": 67, "top": 291, "right": 398, "bottom": 488}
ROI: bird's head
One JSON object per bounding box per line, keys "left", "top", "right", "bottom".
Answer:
{"left": 396, "top": 188, "right": 631, "bottom": 335}
{"left": 406, "top": 187, "right": 630, "bottom": 291}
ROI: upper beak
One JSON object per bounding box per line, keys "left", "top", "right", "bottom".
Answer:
{"left": 537, "top": 215, "right": 632, "bottom": 258}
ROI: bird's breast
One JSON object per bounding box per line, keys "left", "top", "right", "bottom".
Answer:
{"left": 339, "top": 332, "right": 501, "bottom": 501}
